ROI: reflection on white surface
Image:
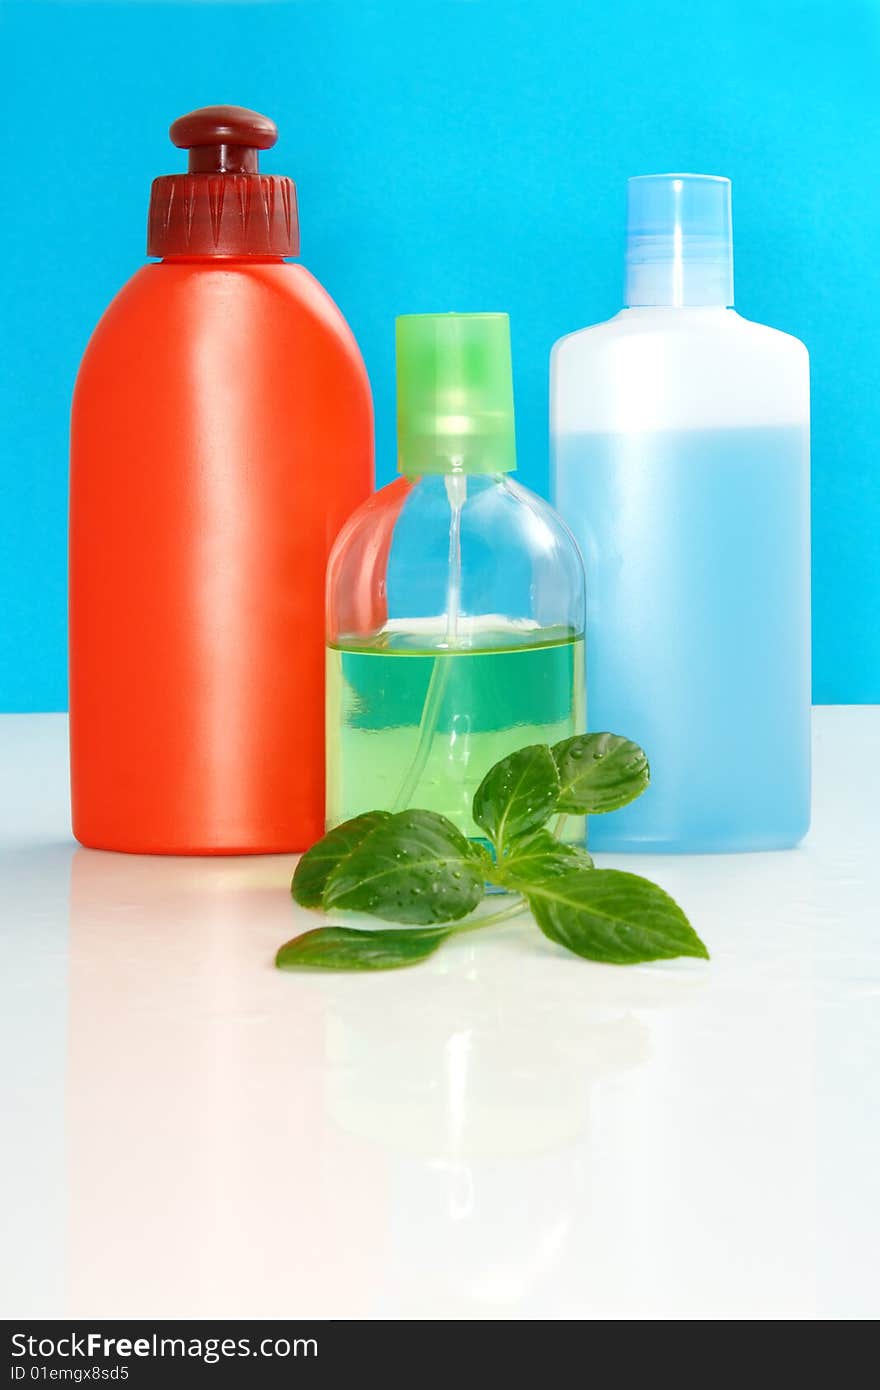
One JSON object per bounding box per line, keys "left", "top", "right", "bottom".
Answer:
{"left": 0, "top": 716, "right": 72, "bottom": 1319}
{"left": 67, "top": 850, "right": 341, "bottom": 1318}
{"left": 59, "top": 845, "right": 807, "bottom": 1320}
{"left": 1, "top": 711, "right": 879, "bottom": 1318}
{"left": 0, "top": 843, "right": 70, "bottom": 1319}
{"left": 65, "top": 848, "right": 677, "bottom": 1318}
{"left": 316, "top": 926, "right": 657, "bottom": 1317}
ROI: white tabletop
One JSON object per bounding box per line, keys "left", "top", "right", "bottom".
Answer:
{"left": 1, "top": 709, "right": 878, "bottom": 1321}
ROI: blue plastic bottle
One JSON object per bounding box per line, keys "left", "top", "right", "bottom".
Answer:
{"left": 551, "top": 175, "right": 811, "bottom": 851}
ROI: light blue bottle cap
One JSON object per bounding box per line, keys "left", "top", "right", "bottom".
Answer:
{"left": 624, "top": 173, "right": 733, "bottom": 308}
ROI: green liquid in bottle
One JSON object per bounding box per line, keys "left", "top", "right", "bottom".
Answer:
{"left": 326, "top": 627, "right": 585, "bottom": 841}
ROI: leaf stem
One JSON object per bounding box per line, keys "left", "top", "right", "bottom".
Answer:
{"left": 552, "top": 812, "right": 569, "bottom": 841}
{"left": 450, "top": 895, "right": 529, "bottom": 936}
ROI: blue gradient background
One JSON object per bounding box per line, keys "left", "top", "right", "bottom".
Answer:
{"left": 2, "top": 0, "right": 878, "bottom": 709}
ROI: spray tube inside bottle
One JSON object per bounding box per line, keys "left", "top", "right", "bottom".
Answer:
{"left": 391, "top": 472, "right": 466, "bottom": 810}
{"left": 390, "top": 314, "right": 517, "bottom": 814}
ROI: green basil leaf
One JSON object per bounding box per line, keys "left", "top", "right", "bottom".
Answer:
{"left": 292, "top": 811, "right": 391, "bottom": 908}
{"left": 496, "top": 828, "right": 593, "bottom": 890}
{"left": 324, "top": 809, "right": 485, "bottom": 924}
{"left": 472, "top": 744, "right": 559, "bottom": 851}
{"left": 552, "top": 733, "right": 650, "bottom": 814}
{"left": 276, "top": 924, "right": 450, "bottom": 972}
{"left": 526, "top": 868, "right": 708, "bottom": 964}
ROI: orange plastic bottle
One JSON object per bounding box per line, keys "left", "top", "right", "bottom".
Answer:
{"left": 70, "top": 106, "right": 373, "bottom": 854}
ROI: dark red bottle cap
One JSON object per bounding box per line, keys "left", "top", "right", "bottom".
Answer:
{"left": 147, "top": 105, "right": 299, "bottom": 258}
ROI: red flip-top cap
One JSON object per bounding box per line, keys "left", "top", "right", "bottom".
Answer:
{"left": 147, "top": 105, "right": 299, "bottom": 258}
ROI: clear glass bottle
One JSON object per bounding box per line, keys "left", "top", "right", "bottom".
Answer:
{"left": 327, "top": 312, "right": 586, "bottom": 841}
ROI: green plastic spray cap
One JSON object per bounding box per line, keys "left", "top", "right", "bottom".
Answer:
{"left": 395, "top": 312, "right": 517, "bottom": 476}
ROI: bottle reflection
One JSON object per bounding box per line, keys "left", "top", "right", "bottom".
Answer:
{"left": 66, "top": 848, "right": 384, "bottom": 1318}
{"left": 1, "top": 840, "right": 72, "bottom": 1317}
{"left": 317, "top": 934, "right": 663, "bottom": 1317}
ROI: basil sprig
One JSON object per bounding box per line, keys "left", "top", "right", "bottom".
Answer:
{"left": 278, "top": 732, "right": 708, "bottom": 971}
